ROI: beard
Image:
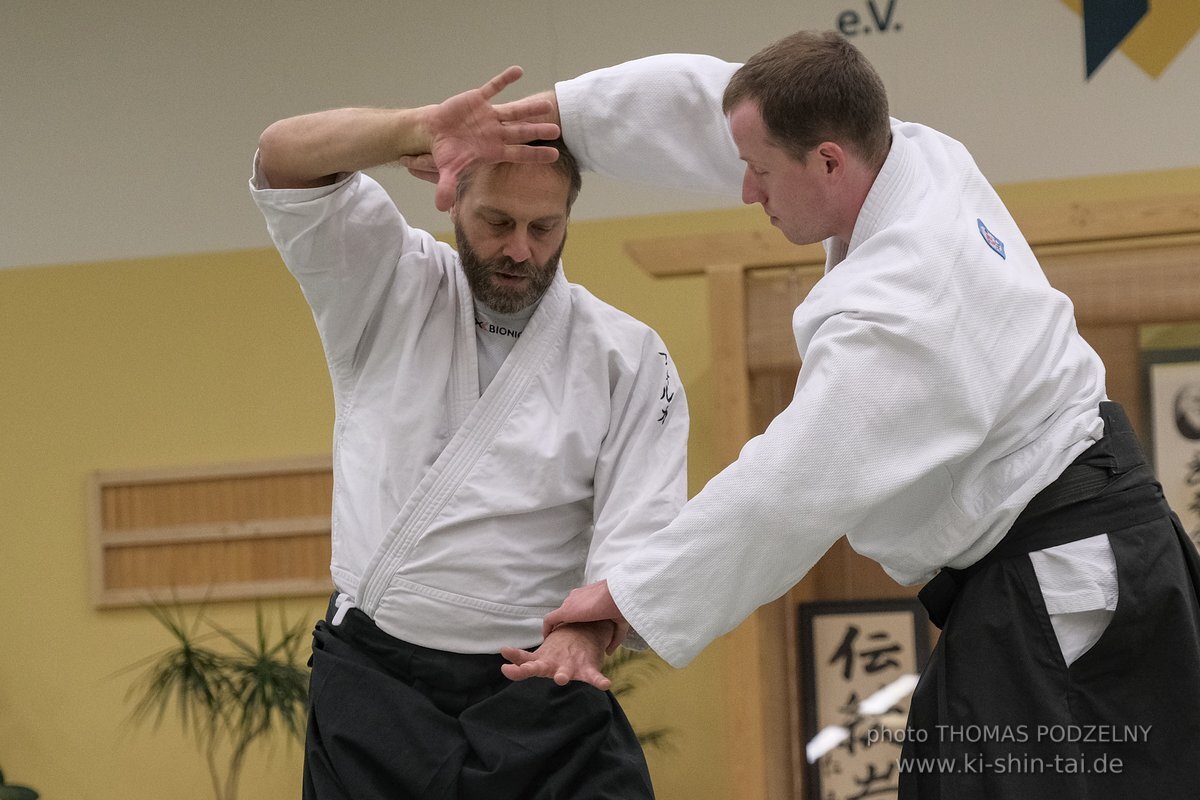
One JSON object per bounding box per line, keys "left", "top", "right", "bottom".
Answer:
{"left": 456, "top": 222, "right": 565, "bottom": 315}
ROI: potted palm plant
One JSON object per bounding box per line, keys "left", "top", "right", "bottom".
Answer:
{"left": 0, "top": 768, "right": 38, "bottom": 800}
{"left": 123, "top": 600, "right": 310, "bottom": 800}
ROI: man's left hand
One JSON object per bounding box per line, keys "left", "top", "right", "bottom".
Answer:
{"left": 500, "top": 621, "right": 614, "bottom": 691}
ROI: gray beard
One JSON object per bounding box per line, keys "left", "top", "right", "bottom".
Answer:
{"left": 456, "top": 223, "right": 564, "bottom": 314}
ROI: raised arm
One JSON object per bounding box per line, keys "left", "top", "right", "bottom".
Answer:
{"left": 258, "top": 66, "right": 561, "bottom": 208}
{"left": 554, "top": 54, "right": 744, "bottom": 195}
{"left": 402, "top": 55, "right": 745, "bottom": 199}
{"left": 257, "top": 106, "right": 431, "bottom": 190}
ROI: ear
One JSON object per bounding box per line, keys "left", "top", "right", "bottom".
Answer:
{"left": 815, "top": 141, "right": 847, "bottom": 176}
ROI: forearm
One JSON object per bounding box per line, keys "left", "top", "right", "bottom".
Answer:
{"left": 257, "top": 106, "right": 434, "bottom": 189}
{"left": 554, "top": 53, "right": 744, "bottom": 194}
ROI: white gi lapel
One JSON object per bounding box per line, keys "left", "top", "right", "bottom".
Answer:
{"left": 355, "top": 271, "right": 572, "bottom": 617}
{"left": 445, "top": 265, "right": 480, "bottom": 434}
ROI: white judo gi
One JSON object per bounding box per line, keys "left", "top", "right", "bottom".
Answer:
{"left": 249, "top": 157, "right": 689, "bottom": 655}
{"left": 555, "top": 54, "right": 1113, "bottom": 668}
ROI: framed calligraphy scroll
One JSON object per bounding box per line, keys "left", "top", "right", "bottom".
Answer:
{"left": 1143, "top": 347, "right": 1200, "bottom": 547}
{"left": 797, "top": 598, "right": 932, "bottom": 800}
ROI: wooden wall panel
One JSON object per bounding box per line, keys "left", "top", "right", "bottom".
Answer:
{"left": 89, "top": 457, "right": 333, "bottom": 608}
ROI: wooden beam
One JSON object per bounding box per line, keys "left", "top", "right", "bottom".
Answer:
{"left": 707, "top": 263, "right": 783, "bottom": 800}
{"left": 99, "top": 516, "right": 331, "bottom": 548}
{"left": 1041, "top": 237, "right": 1200, "bottom": 325}
{"left": 1016, "top": 193, "right": 1200, "bottom": 247}
{"left": 625, "top": 192, "right": 1200, "bottom": 279}
{"left": 707, "top": 263, "right": 753, "bottom": 467}
{"left": 626, "top": 226, "right": 824, "bottom": 277}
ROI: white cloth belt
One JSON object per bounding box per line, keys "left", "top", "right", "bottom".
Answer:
{"left": 331, "top": 592, "right": 356, "bottom": 626}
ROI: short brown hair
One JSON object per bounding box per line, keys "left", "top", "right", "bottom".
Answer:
{"left": 456, "top": 139, "right": 582, "bottom": 210}
{"left": 723, "top": 31, "right": 890, "bottom": 168}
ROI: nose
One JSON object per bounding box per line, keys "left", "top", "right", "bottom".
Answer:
{"left": 741, "top": 169, "right": 764, "bottom": 206}
{"left": 502, "top": 230, "right": 532, "bottom": 263}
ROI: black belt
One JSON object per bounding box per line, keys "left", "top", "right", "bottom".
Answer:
{"left": 919, "top": 402, "right": 1159, "bottom": 629}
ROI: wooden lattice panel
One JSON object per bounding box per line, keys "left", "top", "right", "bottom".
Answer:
{"left": 88, "top": 457, "right": 333, "bottom": 607}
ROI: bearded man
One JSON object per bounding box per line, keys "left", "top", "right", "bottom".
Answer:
{"left": 250, "top": 67, "right": 687, "bottom": 800}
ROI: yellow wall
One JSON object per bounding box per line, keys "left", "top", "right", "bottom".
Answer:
{"left": 2, "top": 166, "right": 1197, "bottom": 798}
{"left": 0, "top": 250, "right": 328, "bottom": 798}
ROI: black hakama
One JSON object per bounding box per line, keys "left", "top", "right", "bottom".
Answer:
{"left": 303, "top": 601, "right": 654, "bottom": 800}
{"left": 903, "top": 403, "right": 1200, "bottom": 798}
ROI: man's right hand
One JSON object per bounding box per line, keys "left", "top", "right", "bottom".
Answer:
{"left": 541, "top": 579, "right": 630, "bottom": 655}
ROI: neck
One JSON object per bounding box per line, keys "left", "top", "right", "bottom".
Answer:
{"left": 837, "top": 160, "right": 886, "bottom": 242}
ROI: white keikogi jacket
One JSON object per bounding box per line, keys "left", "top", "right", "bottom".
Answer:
{"left": 250, "top": 159, "right": 688, "bottom": 654}
{"left": 556, "top": 55, "right": 1109, "bottom": 667}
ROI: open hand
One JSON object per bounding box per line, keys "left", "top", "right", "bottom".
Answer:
{"left": 425, "top": 66, "right": 561, "bottom": 211}
{"left": 500, "top": 621, "right": 614, "bottom": 691}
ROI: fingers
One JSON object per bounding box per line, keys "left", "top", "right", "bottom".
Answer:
{"left": 397, "top": 154, "right": 435, "bottom": 170}
{"left": 542, "top": 599, "right": 595, "bottom": 636}
{"left": 434, "top": 172, "right": 457, "bottom": 213}
{"left": 479, "top": 65, "right": 524, "bottom": 101}
{"left": 606, "top": 620, "right": 631, "bottom": 655}
{"left": 543, "top": 609, "right": 567, "bottom": 638}
{"left": 494, "top": 95, "right": 555, "bottom": 123}
{"left": 583, "top": 668, "right": 612, "bottom": 692}
{"left": 552, "top": 666, "right": 610, "bottom": 690}
{"left": 499, "top": 656, "right": 580, "bottom": 686}
{"left": 544, "top": 580, "right": 619, "bottom": 637}
{"left": 502, "top": 142, "right": 561, "bottom": 165}
{"left": 501, "top": 121, "right": 562, "bottom": 145}
{"left": 500, "top": 120, "right": 561, "bottom": 144}
{"left": 398, "top": 153, "right": 438, "bottom": 180}
{"left": 499, "top": 637, "right": 613, "bottom": 690}
{"left": 405, "top": 166, "right": 440, "bottom": 184}
{"left": 500, "top": 659, "right": 612, "bottom": 690}
{"left": 500, "top": 646, "right": 553, "bottom": 682}
{"left": 499, "top": 646, "right": 534, "bottom": 665}
{"left": 501, "top": 661, "right": 551, "bottom": 682}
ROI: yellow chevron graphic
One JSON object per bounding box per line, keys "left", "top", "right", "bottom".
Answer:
{"left": 1061, "top": 0, "right": 1200, "bottom": 78}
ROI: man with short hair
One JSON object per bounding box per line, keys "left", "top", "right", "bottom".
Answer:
{"left": 455, "top": 31, "right": 1200, "bottom": 798}
{"left": 250, "top": 66, "right": 687, "bottom": 799}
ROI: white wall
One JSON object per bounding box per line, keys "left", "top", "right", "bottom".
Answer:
{"left": 2, "top": 0, "right": 1197, "bottom": 270}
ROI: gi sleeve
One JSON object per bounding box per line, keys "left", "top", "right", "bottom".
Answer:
{"left": 585, "top": 331, "right": 690, "bottom": 650}
{"left": 606, "top": 306, "right": 991, "bottom": 667}
{"left": 555, "top": 53, "right": 745, "bottom": 196}
{"left": 249, "top": 153, "right": 451, "bottom": 409}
